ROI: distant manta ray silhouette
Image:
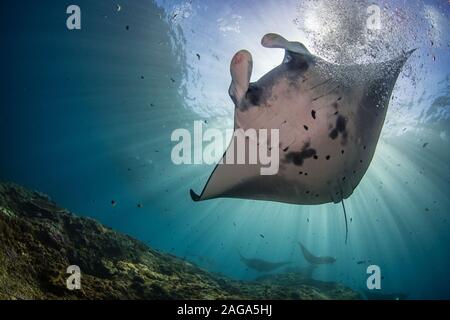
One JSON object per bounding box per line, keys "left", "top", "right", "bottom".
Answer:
{"left": 238, "top": 251, "right": 290, "bottom": 272}
{"left": 190, "top": 33, "right": 414, "bottom": 242}
{"left": 299, "top": 242, "right": 336, "bottom": 265}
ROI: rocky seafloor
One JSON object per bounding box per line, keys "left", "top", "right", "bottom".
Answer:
{"left": 0, "top": 183, "right": 360, "bottom": 300}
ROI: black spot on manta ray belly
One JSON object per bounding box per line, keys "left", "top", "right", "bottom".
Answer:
{"left": 336, "top": 115, "right": 346, "bottom": 133}
{"left": 285, "top": 142, "right": 317, "bottom": 166}
{"left": 329, "top": 115, "right": 348, "bottom": 144}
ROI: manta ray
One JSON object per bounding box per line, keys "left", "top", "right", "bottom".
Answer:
{"left": 238, "top": 252, "right": 290, "bottom": 273}
{"left": 190, "top": 33, "right": 414, "bottom": 241}
{"left": 299, "top": 242, "right": 336, "bottom": 265}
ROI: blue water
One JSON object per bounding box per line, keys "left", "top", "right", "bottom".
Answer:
{"left": 1, "top": 0, "right": 449, "bottom": 299}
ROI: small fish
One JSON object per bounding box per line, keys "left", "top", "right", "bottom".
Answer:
{"left": 422, "top": 142, "right": 428, "bottom": 148}
{"left": 170, "top": 77, "right": 176, "bottom": 83}
{"left": 196, "top": 53, "right": 201, "bottom": 60}
{"left": 259, "top": 234, "right": 265, "bottom": 238}
{"left": 111, "top": 200, "right": 117, "bottom": 207}
{"left": 356, "top": 260, "right": 366, "bottom": 265}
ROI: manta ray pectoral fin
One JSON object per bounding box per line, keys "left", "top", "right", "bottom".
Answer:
{"left": 229, "top": 50, "right": 253, "bottom": 107}
{"left": 190, "top": 189, "right": 201, "bottom": 201}
{"left": 376, "top": 48, "right": 416, "bottom": 86}
{"left": 189, "top": 51, "right": 257, "bottom": 202}
{"left": 189, "top": 158, "right": 225, "bottom": 202}
{"left": 357, "top": 48, "right": 415, "bottom": 113}
{"left": 404, "top": 48, "right": 417, "bottom": 57}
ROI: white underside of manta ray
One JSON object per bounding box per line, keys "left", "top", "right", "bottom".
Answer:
{"left": 190, "top": 33, "right": 414, "bottom": 240}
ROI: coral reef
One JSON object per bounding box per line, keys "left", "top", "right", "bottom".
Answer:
{"left": 0, "top": 183, "right": 360, "bottom": 300}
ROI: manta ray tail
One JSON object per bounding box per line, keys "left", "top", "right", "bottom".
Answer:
{"left": 341, "top": 199, "right": 348, "bottom": 244}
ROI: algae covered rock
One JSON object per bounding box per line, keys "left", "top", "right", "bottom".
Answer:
{"left": 0, "top": 182, "right": 360, "bottom": 300}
